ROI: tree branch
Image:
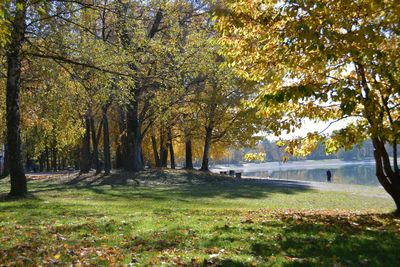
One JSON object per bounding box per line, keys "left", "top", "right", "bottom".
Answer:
{"left": 26, "top": 52, "right": 135, "bottom": 79}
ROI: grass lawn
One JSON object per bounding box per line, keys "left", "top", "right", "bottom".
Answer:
{"left": 0, "top": 170, "right": 399, "bottom": 266}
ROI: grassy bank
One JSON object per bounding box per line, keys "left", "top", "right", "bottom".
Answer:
{"left": 0, "top": 170, "right": 399, "bottom": 266}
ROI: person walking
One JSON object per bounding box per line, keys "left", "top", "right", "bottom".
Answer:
{"left": 326, "top": 170, "right": 332, "bottom": 183}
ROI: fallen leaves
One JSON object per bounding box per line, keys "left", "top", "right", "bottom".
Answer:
{"left": 1, "top": 207, "right": 400, "bottom": 266}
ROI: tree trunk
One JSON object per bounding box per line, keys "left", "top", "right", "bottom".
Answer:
{"left": 159, "top": 127, "right": 168, "bottom": 168}
{"left": 90, "top": 116, "right": 101, "bottom": 174}
{"left": 168, "top": 129, "right": 175, "bottom": 169}
{"left": 184, "top": 135, "right": 193, "bottom": 170}
{"left": 1, "top": 143, "right": 10, "bottom": 178}
{"left": 117, "top": 2, "right": 148, "bottom": 172}
{"left": 115, "top": 108, "right": 126, "bottom": 169}
{"left": 151, "top": 135, "right": 161, "bottom": 167}
{"left": 51, "top": 143, "right": 57, "bottom": 172}
{"left": 39, "top": 152, "right": 45, "bottom": 172}
{"left": 61, "top": 156, "right": 66, "bottom": 170}
{"left": 115, "top": 145, "right": 124, "bottom": 169}
{"left": 25, "top": 153, "right": 31, "bottom": 172}
{"left": 6, "top": 0, "right": 27, "bottom": 197}
{"left": 372, "top": 137, "right": 400, "bottom": 213}
{"left": 103, "top": 107, "right": 111, "bottom": 175}
{"left": 393, "top": 140, "right": 399, "bottom": 174}
{"left": 125, "top": 99, "right": 144, "bottom": 171}
{"left": 80, "top": 115, "right": 91, "bottom": 173}
{"left": 200, "top": 126, "right": 213, "bottom": 171}
{"left": 74, "top": 147, "right": 80, "bottom": 170}
{"left": 45, "top": 146, "right": 50, "bottom": 172}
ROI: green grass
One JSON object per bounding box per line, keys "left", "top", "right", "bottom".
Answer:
{"left": 0, "top": 170, "right": 399, "bottom": 266}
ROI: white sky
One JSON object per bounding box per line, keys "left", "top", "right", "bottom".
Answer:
{"left": 267, "top": 119, "right": 352, "bottom": 140}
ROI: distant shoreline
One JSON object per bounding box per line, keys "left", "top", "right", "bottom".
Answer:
{"left": 211, "top": 158, "right": 383, "bottom": 187}
{"left": 212, "top": 158, "right": 377, "bottom": 173}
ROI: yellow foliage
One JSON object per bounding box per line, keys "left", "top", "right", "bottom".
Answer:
{"left": 216, "top": 0, "right": 400, "bottom": 155}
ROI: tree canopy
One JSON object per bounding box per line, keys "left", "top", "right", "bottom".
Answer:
{"left": 0, "top": 0, "right": 265, "bottom": 195}
{"left": 216, "top": 0, "right": 400, "bottom": 210}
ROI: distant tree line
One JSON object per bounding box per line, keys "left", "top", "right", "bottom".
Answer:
{"left": 216, "top": 139, "right": 398, "bottom": 165}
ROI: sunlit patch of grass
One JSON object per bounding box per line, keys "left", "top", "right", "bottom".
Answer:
{"left": 0, "top": 170, "right": 399, "bottom": 266}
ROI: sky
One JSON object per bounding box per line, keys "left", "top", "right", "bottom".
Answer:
{"left": 267, "top": 119, "right": 352, "bottom": 140}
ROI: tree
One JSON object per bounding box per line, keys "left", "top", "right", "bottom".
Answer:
{"left": 3, "top": 0, "right": 28, "bottom": 196}
{"left": 192, "top": 51, "right": 262, "bottom": 171}
{"left": 20, "top": 56, "right": 86, "bottom": 173}
{"left": 112, "top": 0, "right": 213, "bottom": 170}
{"left": 216, "top": 0, "right": 400, "bottom": 212}
{"left": 0, "top": 67, "right": 6, "bottom": 177}
{"left": 1, "top": 0, "right": 131, "bottom": 194}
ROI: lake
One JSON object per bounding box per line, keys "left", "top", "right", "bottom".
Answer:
{"left": 214, "top": 159, "right": 381, "bottom": 186}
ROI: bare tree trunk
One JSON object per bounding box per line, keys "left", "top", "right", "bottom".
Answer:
{"left": 1, "top": 143, "right": 10, "bottom": 178}
{"left": 151, "top": 135, "right": 161, "bottom": 167}
{"left": 184, "top": 126, "right": 193, "bottom": 169}
{"left": 159, "top": 127, "right": 168, "bottom": 168}
{"left": 61, "top": 156, "right": 66, "bottom": 170}
{"left": 185, "top": 138, "right": 193, "bottom": 169}
{"left": 200, "top": 126, "right": 213, "bottom": 171}
{"left": 90, "top": 116, "right": 102, "bottom": 174}
{"left": 74, "top": 147, "right": 80, "bottom": 170}
{"left": 115, "top": 108, "right": 126, "bottom": 169}
{"left": 125, "top": 99, "right": 144, "bottom": 171}
{"left": 39, "top": 152, "right": 45, "bottom": 172}
{"left": 51, "top": 145, "right": 57, "bottom": 172}
{"left": 372, "top": 137, "right": 400, "bottom": 213}
{"left": 168, "top": 129, "right": 175, "bottom": 169}
{"left": 80, "top": 115, "right": 91, "bottom": 173}
{"left": 6, "top": 0, "right": 27, "bottom": 197}
{"left": 45, "top": 145, "right": 50, "bottom": 172}
{"left": 103, "top": 106, "right": 111, "bottom": 175}
{"left": 393, "top": 140, "right": 399, "bottom": 174}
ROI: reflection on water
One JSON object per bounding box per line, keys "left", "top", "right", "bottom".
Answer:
{"left": 244, "top": 164, "right": 379, "bottom": 186}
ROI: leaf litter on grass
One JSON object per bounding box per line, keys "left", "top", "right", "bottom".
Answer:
{"left": 0, "top": 172, "right": 399, "bottom": 266}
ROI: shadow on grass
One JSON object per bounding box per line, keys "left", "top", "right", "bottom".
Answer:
{"left": 207, "top": 212, "right": 400, "bottom": 266}
{"left": 1, "top": 171, "right": 399, "bottom": 267}
{"left": 0, "top": 170, "right": 315, "bottom": 220}
{"left": 19, "top": 181, "right": 314, "bottom": 202}
{"left": 17, "top": 169, "right": 314, "bottom": 200}
{"left": 266, "top": 214, "right": 400, "bottom": 266}
{"left": 1, "top": 212, "right": 398, "bottom": 266}
{"left": 197, "top": 213, "right": 400, "bottom": 266}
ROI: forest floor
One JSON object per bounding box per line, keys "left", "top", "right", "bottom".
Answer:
{"left": 0, "top": 169, "right": 399, "bottom": 266}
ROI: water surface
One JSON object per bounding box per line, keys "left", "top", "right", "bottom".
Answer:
{"left": 216, "top": 159, "right": 381, "bottom": 186}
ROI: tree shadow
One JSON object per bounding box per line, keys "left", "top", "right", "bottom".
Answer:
{"left": 277, "top": 213, "right": 400, "bottom": 266}
{"left": 20, "top": 180, "right": 314, "bottom": 203}
{"left": 1, "top": 171, "right": 398, "bottom": 266}
{"left": 242, "top": 213, "right": 400, "bottom": 266}
{"left": 1, "top": 212, "right": 397, "bottom": 266}
{"left": 0, "top": 169, "right": 317, "bottom": 206}
{"left": 0, "top": 170, "right": 316, "bottom": 226}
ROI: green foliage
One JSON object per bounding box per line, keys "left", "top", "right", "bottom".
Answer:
{"left": 0, "top": 0, "right": 270, "bottom": 172}
{"left": 0, "top": 1, "right": 11, "bottom": 48}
